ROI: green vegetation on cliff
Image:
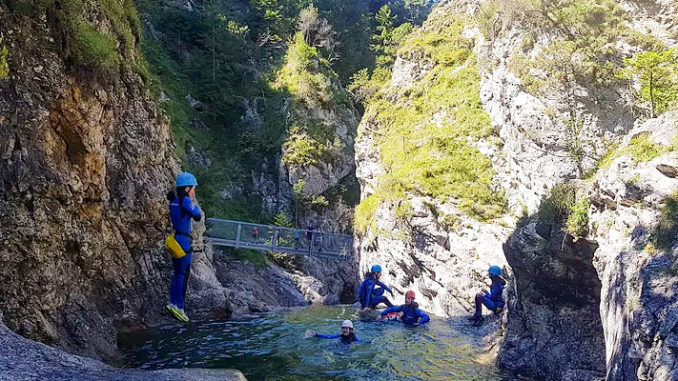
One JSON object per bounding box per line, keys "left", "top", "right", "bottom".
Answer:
{"left": 132, "top": 0, "right": 431, "bottom": 226}
{"left": 537, "top": 183, "right": 589, "bottom": 239}
{"left": 6, "top": 0, "right": 146, "bottom": 78}
{"left": 0, "top": 36, "right": 9, "bottom": 79}
{"left": 354, "top": 11, "right": 506, "bottom": 234}
{"left": 480, "top": 0, "right": 677, "bottom": 119}
{"left": 619, "top": 48, "right": 678, "bottom": 118}
{"left": 653, "top": 192, "right": 678, "bottom": 251}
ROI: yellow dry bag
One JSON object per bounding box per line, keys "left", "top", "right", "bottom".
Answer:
{"left": 165, "top": 232, "right": 186, "bottom": 259}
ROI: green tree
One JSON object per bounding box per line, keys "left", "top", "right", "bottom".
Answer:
{"left": 297, "top": 5, "right": 337, "bottom": 60}
{"left": 619, "top": 48, "right": 678, "bottom": 118}
{"left": 372, "top": 5, "right": 396, "bottom": 63}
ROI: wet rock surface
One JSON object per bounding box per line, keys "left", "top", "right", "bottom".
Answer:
{"left": 0, "top": 313, "right": 247, "bottom": 381}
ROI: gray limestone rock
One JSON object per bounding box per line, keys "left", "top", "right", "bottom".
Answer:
{"left": 0, "top": 313, "right": 247, "bottom": 381}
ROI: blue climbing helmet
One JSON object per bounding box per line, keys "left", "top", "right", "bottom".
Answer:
{"left": 176, "top": 172, "right": 198, "bottom": 188}
{"left": 371, "top": 264, "right": 382, "bottom": 273}
{"left": 488, "top": 265, "right": 502, "bottom": 276}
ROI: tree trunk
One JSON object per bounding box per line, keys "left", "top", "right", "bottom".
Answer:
{"left": 650, "top": 71, "right": 655, "bottom": 118}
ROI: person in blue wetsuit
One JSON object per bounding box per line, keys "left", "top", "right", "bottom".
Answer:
{"left": 358, "top": 265, "right": 394, "bottom": 310}
{"left": 166, "top": 172, "right": 202, "bottom": 322}
{"left": 307, "top": 320, "right": 368, "bottom": 344}
{"left": 468, "top": 265, "right": 506, "bottom": 326}
{"left": 378, "top": 290, "right": 430, "bottom": 325}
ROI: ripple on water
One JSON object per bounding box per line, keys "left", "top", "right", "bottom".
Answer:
{"left": 118, "top": 305, "right": 518, "bottom": 381}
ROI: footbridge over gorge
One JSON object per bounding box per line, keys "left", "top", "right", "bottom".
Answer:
{"left": 205, "top": 218, "right": 354, "bottom": 261}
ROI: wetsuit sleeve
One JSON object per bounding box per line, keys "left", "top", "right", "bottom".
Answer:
{"left": 380, "top": 306, "right": 403, "bottom": 316}
{"left": 354, "top": 336, "right": 370, "bottom": 343}
{"left": 182, "top": 196, "right": 202, "bottom": 221}
{"left": 376, "top": 281, "right": 393, "bottom": 294}
{"left": 315, "top": 334, "right": 341, "bottom": 339}
{"left": 416, "top": 309, "right": 430, "bottom": 324}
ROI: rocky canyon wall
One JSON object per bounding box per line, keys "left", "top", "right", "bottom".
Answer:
{"left": 354, "top": 0, "right": 678, "bottom": 379}
{"left": 0, "top": 2, "right": 179, "bottom": 359}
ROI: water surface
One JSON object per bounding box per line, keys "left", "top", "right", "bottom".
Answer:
{"left": 119, "top": 305, "right": 516, "bottom": 381}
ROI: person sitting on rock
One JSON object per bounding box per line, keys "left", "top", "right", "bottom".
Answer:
{"left": 305, "top": 320, "right": 368, "bottom": 344}
{"left": 468, "top": 265, "right": 506, "bottom": 327}
{"left": 358, "top": 265, "right": 394, "bottom": 310}
{"left": 377, "top": 290, "right": 430, "bottom": 325}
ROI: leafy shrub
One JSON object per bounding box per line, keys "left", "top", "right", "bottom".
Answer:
{"left": 283, "top": 126, "right": 327, "bottom": 167}
{"left": 652, "top": 192, "right": 678, "bottom": 250}
{"left": 0, "top": 37, "right": 8, "bottom": 79}
{"left": 627, "top": 134, "right": 665, "bottom": 162}
{"left": 538, "top": 183, "right": 590, "bottom": 239}
{"left": 277, "top": 32, "right": 337, "bottom": 107}
{"left": 271, "top": 213, "right": 293, "bottom": 227}
{"left": 566, "top": 197, "right": 590, "bottom": 239}
{"left": 355, "top": 194, "right": 380, "bottom": 234}
{"left": 71, "top": 22, "right": 120, "bottom": 73}
{"left": 538, "top": 184, "right": 576, "bottom": 224}
{"left": 394, "top": 201, "right": 414, "bottom": 221}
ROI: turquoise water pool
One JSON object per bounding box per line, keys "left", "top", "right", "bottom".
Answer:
{"left": 119, "top": 305, "right": 516, "bottom": 381}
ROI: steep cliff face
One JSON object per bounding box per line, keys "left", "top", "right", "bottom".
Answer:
{"left": 500, "top": 220, "right": 606, "bottom": 380}
{"left": 355, "top": 1, "right": 511, "bottom": 317}
{"left": 0, "top": 2, "right": 181, "bottom": 359}
{"left": 354, "top": 0, "right": 678, "bottom": 379}
{"left": 502, "top": 114, "right": 678, "bottom": 380}
{"left": 589, "top": 113, "right": 678, "bottom": 380}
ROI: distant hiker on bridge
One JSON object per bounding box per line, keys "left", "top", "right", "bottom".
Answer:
{"left": 293, "top": 228, "right": 302, "bottom": 248}
{"left": 377, "top": 290, "right": 430, "bottom": 325}
{"left": 252, "top": 226, "right": 259, "bottom": 242}
{"left": 164, "top": 172, "right": 202, "bottom": 322}
{"left": 358, "top": 265, "right": 394, "bottom": 310}
{"left": 305, "top": 320, "right": 368, "bottom": 344}
{"left": 468, "top": 265, "right": 506, "bottom": 327}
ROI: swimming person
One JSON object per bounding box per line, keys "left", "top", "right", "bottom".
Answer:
{"left": 377, "top": 290, "right": 430, "bottom": 325}
{"left": 358, "top": 265, "right": 394, "bottom": 310}
{"left": 468, "top": 265, "right": 506, "bottom": 326}
{"left": 306, "top": 320, "right": 368, "bottom": 344}
{"left": 165, "top": 172, "right": 202, "bottom": 322}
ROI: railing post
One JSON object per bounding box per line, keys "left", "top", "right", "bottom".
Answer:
{"left": 273, "top": 228, "right": 278, "bottom": 250}
{"left": 236, "top": 224, "right": 241, "bottom": 248}
{"left": 310, "top": 232, "right": 315, "bottom": 256}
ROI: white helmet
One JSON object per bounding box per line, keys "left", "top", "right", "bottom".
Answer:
{"left": 341, "top": 319, "right": 354, "bottom": 329}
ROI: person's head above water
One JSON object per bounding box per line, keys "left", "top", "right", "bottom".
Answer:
{"left": 405, "top": 290, "right": 415, "bottom": 305}
{"left": 341, "top": 319, "right": 354, "bottom": 336}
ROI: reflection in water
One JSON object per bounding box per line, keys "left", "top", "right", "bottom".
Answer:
{"left": 119, "top": 305, "right": 516, "bottom": 381}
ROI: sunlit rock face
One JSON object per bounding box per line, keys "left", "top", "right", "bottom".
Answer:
{"left": 0, "top": 4, "right": 180, "bottom": 359}
{"left": 355, "top": 0, "right": 678, "bottom": 379}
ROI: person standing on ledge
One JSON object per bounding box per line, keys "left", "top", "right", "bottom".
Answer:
{"left": 166, "top": 172, "right": 202, "bottom": 322}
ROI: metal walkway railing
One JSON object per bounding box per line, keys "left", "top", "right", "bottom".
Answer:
{"left": 205, "top": 218, "right": 354, "bottom": 260}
